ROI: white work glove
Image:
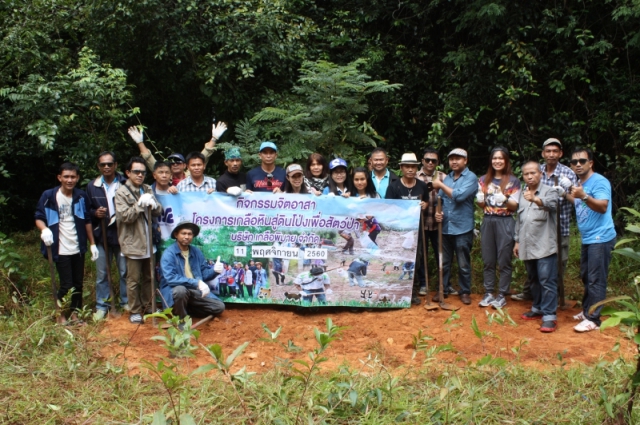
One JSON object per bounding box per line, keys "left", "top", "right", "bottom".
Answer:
{"left": 41, "top": 228, "right": 54, "bottom": 246}
{"left": 211, "top": 122, "right": 227, "bottom": 140}
{"left": 90, "top": 244, "right": 99, "bottom": 262}
{"left": 226, "top": 186, "right": 243, "bottom": 196}
{"left": 137, "top": 193, "right": 158, "bottom": 209}
{"left": 327, "top": 192, "right": 336, "bottom": 197}
{"left": 214, "top": 256, "right": 224, "bottom": 273}
{"left": 493, "top": 193, "right": 507, "bottom": 205}
{"left": 559, "top": 176, "right": 573, "bottom": 190}
{"left": 476, "top": 191, "right": 485, "bottom": 203}
{"left": 553, "top": 185, "right": 565, "bottom": 197}
{"left": 198, "top": 280, "right": 211, "bottom": 297}
{"left": 127, "top": 126, "right": 144, "bottom": 144}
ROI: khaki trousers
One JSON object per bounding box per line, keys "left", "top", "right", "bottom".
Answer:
{"left": 125, "top": 257, "right": 152, "bottom": 314}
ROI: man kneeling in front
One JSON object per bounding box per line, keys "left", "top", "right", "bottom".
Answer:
{"left": 160, "top": 221, "right": 225, "bottom": 320}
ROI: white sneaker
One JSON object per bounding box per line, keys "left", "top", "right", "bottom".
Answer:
{"left": 572, "top": 311, "right": 585, "bottom": 321}
{"left": 479, "top": 293, "right": 495, "bottom": 307}
{"left": 93, "top": 309, "right": 107, "bottom": 321}
{"left": 490, "top": 295, "right": 507, "bottom": 309}
{"left": 129, "top": 313, "right": 143, "bottom": 324}
{"left": 122, "top": 304, "right": 131, "bottom": 312}
{"left": 574, "top": 319, "right": 599, "bottom": 333}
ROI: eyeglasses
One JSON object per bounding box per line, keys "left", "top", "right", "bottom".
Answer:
{"left": 99, "top": 162, "right": 114, "bottom": 168}
{"left": 130, "top": 169, "right": 147, "bottom": 176}
{"left": 422, "top": 158, "right": 438, "bottom": 164}
{"left": 570, "top": 159, "right": 589, "bottom": 166}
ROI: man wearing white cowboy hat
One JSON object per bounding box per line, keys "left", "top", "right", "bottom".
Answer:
{"left": 159, "top": 221, "right": 225, "bottom": 320}
{"left": 386, "top": 152, "right": 429, "bottom": 305}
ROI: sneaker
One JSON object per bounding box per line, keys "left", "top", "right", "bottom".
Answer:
{"left": 574, "top": 319, "right": 599, "bottom": 333}
{"left": 490, "top": 295, "right": 507, "bottom": 309}
{"left": 511, "top": 293, "right": 532, "bottom": 301}
{"left": 521, "top": 311, "right": 543, "bottom": 321}
{"left": 540, "top": 320, "right": 557, "bottom": 333}
{"left": 418, "top": 286, "right": 428, "bottom": 296}
{"left": 573, "top": 311, "right": 586, "bottom": 321}
{"left": 447, "top": 289, "right": 459, "bottom": 296}
{"left": 411, "top": 296, "right": 421, "bottom": 305}
{"left": 129, "top": 313, "right": 143, "bottom": 324}
{"left": 94, "top": 309, "right": 107, "bottom": 321}
{"left": 479, "top": 293, "right": 495, "bottom": 307}
{"left": 122, "top": 304, "right": 131, "bottom": 312}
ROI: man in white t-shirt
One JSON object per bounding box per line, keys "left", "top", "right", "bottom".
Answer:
{"left": 35, "top": 162, "right": 99, "bottom": 325}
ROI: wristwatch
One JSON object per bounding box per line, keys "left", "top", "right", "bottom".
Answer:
{"left": 582, "top": 193, "right": 589, "bottom": 201}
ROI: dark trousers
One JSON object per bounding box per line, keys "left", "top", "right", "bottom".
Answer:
{"left": 172, "top": 286, "right": 225, "bottom": 319}
{"left": 342, "top": 238, "right": 354, "bottom": 254}
{"left": 219, "top": 283, "right": 229, "bottom": 297}
{"left": 56, "top": 253, "right": 85, "bottom": 312}
{"left": 369, "top": 229, "right": 380, "bottom": 245}
{"left": 245, "top": 285, "right": 254, "bottom": 297}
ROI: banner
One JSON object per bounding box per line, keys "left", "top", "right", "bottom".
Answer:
{"left": 156, "top": 192, "right": 420, "bottom": 308}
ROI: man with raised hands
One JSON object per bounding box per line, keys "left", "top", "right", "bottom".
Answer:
{"left": 159, "top": 221, "right": 225, "bottom": 320}
{"left": 114, "top": 157, "right": 163, "bottom": 324}
{"left": 35, "top": 162, "right": 99, "bottom": 325}
{"left": 127, "top": 122, "right": 227, "bottom": 185}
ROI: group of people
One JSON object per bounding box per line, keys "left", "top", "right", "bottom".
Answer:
{"left": 35, "top": 119, "right": 615, "bottom": 334}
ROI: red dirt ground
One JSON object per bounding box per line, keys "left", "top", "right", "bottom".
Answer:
{"left": 99, "top": 295, "right": 635, "bottom": 374}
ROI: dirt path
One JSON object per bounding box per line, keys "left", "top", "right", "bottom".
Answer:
{"left": 99, "top": 295, "right": 634, "bottom": 373}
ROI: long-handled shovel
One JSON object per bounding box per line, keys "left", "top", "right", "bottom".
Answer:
{"left": 101, "top": 217, "right": 121, "bottom": 318}
{"left": 147, "top": 206, "right": 158, "bottom": 326}
{"left": 46, "top": 245, "right": 64, "bottom": 323}
{"left": 421, "top": 205, "right": 438, "bottom": 311}
{"left": 437, "top": 197, "right": 459, "bottom": 311}
{"left": 554, "top": 176, "right": 576, "bottom": 310}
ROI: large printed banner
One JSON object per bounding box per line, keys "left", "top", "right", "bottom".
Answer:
{"left": 156, "top": 192, "right": 420, "bottom": 308}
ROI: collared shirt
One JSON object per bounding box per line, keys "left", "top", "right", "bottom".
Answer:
{"left": 439, "top": 167, "right": 478, "bottom": 235}
{"left": 176, "top": 175, "right": 216, "bottom": 192}
{"left": 417, "top": 169, "right": 446, "bottom": 231}
{"left": 101, "top": 176, "right": 120, "bottom": 219}
{"left": 539, "top": 162, "right": 578, "bottom": 236}
{"left": 514, "top": 184, "right": 559, "bottom": 260}
{"left": 372, "top": 169, "right": 391, "bottom": 199}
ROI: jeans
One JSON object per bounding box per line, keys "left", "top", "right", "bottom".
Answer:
{"left": 481, "top": 216, "right": 515, "bottom": 295}
{"left": 302, "top": 288, "right": 326, "bottom": 303}
{"left": 581, "top": 238, "right": 616, "bottom": 326}
{"left": 95, "top": 245, "right": 128, "bottom": 311}
{"left": 171, "top": 286, "right": 225, "bottom": 319}
{"left": 348, "top": 272, "right": 365, "bottom": 287}
{"left": 125, "top": 257, "right": 152, "bottom": 314}
{"left": 399, "top": 270, "right": 414, "bottom": 280}
{"left": 56, "top": 253, "right": 85, "bottom": 313}
{"left": 521, "top": 235, "right": 569, "bottom": 297}
{"left": 442, "top": 230, "right": 474, "bottom": 294}
{"left": 525, "top": 254, "right": 558, "bottom": 321}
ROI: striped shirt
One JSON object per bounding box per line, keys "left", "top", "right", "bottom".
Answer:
{"left": 176, "top": 176, "right": 216, "bottom": 193}
{"left": 539, "top": 163, "right": 578, "bottom": 236}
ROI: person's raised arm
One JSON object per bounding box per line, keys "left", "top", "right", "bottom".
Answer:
{"left": 128, "top": 126, "right": 156, "bottom": 171}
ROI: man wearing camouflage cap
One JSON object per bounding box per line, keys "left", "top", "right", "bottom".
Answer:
{"left": 216, "top": 147, "right": 248, "bottom": 195}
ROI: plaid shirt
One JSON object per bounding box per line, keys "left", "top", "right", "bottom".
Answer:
{"left": 417, "top": 168, "right": 446, "bottom": 231}
{"left": 539, "top": 162, "right": 578, "bottom": 236}
{"left": 176, "top": 175, "right": 216, "bottom": 193}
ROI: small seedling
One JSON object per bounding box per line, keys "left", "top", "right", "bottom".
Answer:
{"left": 284, "top": 339, "right": 302, "bottom": 353}
{"left": 471, "top": 315, "right": 500, "bottom": 352}
{"left": 259, "top": 323, "right": 282, "bottom": 342}
{"left": 147, "top": 308, "right": 200, "bottom": 358}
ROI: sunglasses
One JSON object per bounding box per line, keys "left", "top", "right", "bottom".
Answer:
{"left": 169, "top": 160, "right": 184, "bottom": 165}
{"left": 267, "top": 173, "right": 273, "bottom": 188}
{"left": 570, "top": 159, "right": 589, "bottom": 166}
{"left": 422, "top": 158, "right": 438, "bottom": 164}
{"left": 130, "top": 169, "right": 147, "bottom": 176}
{"left": 99, "top": 162, "right": 114, "bottom": 168}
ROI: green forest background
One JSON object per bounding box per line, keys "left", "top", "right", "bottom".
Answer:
{"left": 2, "top": 0, "right": 640, "bottom": 231}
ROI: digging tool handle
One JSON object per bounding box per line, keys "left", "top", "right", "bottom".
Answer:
{"left": 147, "top": 206, "right": 157, "bottom": 326}
{"left": 46, "top": 245, "right": 59, "bottom": 312}
{"left": 101, "top": 217, "right": 118, "bottom": 315}
{"left": 554, "top": 176, "right": 566, "bottom": 307}
{"left": 420, "top": 195, "right": 436, "bottom": 309}
{"left": 437, "top": 196, "right": 445, "bottom": 300}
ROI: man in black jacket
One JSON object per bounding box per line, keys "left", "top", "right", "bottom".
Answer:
{"left": 86, "top": 151, "right": 128, "bottom": 319}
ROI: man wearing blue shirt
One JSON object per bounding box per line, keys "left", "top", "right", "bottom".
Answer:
{"left": 370, "top": 148, "right": 399, "bottom": 198}
{"left": 433, "top": 148, "right": 478, "bottom": 305}
{"left": 246, "top": 141, "right": 286, "bottom": 192}
{"left": 566, "top": 147, "right": 616, "bottom": 333}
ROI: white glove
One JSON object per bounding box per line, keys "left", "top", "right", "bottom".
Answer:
{"left": 41, "top": 228, "right": 54, "bottom": 246}
{"left": 137, "top": 193, "right": 158, "bottom": 209}
{"left": 214, "top": 256, "right": 224, "bottom": 273}
{"left": 198, "top": 280, "right": 211, "bottom": 297}
{"left": 553, "top": 185, "right": 565, "bottom": 197}
{"left": 211, "top": 122, "right": 227, "bottom": 140}
{"left": 559, "top": 176, "right": 573, "bottom": 190}
{"left": 493, "top": 193, "right": 507, "bottom": 205}
{"left": 226, "top": 186, "right": 243, "bottom": 196}
{"left": 327, "top": 192, "right": 336, "bottom": 197}
{"left": 90, "top": 245, "right": 99, "bottom": 261}
{"left": 476, "top": 191, "right": 485, "bottom": 203}
{"left": 127, "top": 126, "right": 144, "bottom": 144}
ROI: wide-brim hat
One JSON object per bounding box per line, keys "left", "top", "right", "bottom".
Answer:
{"left": 398, "top": 153, "right": 420, "bottom": 165}
{"left": 171, "top": 221, "right": 200, "bottom": 239}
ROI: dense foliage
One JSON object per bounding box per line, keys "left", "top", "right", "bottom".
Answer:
{"left": 1, "top": 0, "right": 640, "bottom": 230}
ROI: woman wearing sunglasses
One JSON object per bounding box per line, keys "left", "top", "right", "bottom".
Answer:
{"left": 476, "top": 147, "right": 521, "bottom": 309}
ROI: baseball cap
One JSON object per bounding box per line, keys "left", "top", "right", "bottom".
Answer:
{"left": 329, "top": 158, "right": 348, "bottom": 170}
{"left": 167, "top": 153, "right": 185, "bottom": 163}
{"left": 286, "top": 164, "right": 304, "bottom": 175}
{"left": 447, "top": 148, "right": 467, "bottom": 158}
{"left": 259, "top": 141, "right": 278, "bottom": 152}
{"left": 542, "top": 138, "right": 562, "bottom": 149}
